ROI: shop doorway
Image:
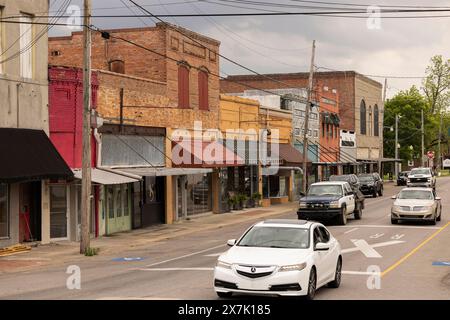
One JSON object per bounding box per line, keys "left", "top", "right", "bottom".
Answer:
{"left": 141, "top": 176, "right": 165, "bottom": 227}
{"left": 105, "top": 184, "right": 132, "bottom": 235}
{"left": 50, "top": 185, "right": 69, "bottom": 240}
{"left": 19, "top": 182, "right": 41, "bottom": 242}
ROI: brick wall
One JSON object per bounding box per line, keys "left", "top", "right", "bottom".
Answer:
{"left": 50, "top": 23, "right": 221, "bottom": 131}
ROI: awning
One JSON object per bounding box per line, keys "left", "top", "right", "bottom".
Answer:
{"left": 114, "top": 167, "right": 213, "bottom": 177}
{"left": 72, "top": 168, "right": 140, "bottom": 185}
{"left": 171, "top": 140, "right": 244, "bottom": 168}
{"left": 0, "top": 128, "right": 73, "bottom": 183}
{"left": 275, "top": 143, "right": 311, "bottom": 166}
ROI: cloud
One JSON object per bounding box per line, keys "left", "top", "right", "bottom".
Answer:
{"left": 49, "top": 0, "right": 450, "bottom": 97}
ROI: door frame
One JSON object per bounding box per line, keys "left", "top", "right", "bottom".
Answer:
{"left": 49, "top": 184, "right": 70, "bottom": 241}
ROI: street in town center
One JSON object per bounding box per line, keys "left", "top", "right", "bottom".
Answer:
{"left": 0, "top": 178, "right": 449, "bottom": 300}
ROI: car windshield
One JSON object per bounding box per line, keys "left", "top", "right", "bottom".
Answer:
{"left": 307, "top": 185, "right": 343, "bottom": 196}
{"left": 410, "top": 169, "right": 431, "bottom": 175}
{"left": 358, "top": 175, "right": 374, "bottom": 182}
{"left": 238, "top": 226, "right": 310, "bottom": 249}
{"left": 397, "top": 190, "right": 433, "bottom": 200}
{"left": 329, "top": 176, "right": 349, "bottom": 182}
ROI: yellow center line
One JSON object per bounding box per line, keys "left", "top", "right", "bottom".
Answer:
{"left": 381, "top": 221, "right": 450, "bottom": 278}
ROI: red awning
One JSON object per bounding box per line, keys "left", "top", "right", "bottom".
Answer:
{"left": 171, "top": 140, "right": 244, "bottom": 168}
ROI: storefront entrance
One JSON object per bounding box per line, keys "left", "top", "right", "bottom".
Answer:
{"left": 176, "top": 174, "right": 212, "bottom": 219}
{"left": 50, "top": 185, "right": 69, "bottom": 240}
{"left": 105, "top": 184, "right": 132, "bottom": 235}
{"left": 19, "top": 182, "right": 41, "bottom": 242}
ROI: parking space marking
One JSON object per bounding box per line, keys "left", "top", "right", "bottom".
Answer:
{"left": 342, "top": 240, "right": 405, "bottom": 257}
{"left": 344, "top": 228, "right": 359, "bottom": 234}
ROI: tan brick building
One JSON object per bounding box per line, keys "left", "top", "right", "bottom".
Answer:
{"left": 221, "top": 71, "right": 384, "bottom": 169}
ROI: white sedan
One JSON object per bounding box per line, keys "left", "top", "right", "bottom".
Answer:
{"left": 213, "top": 219, "right": 342, "bottom": 299}
{"left": 391, "top": 187, "right": 442, "bottom": 225}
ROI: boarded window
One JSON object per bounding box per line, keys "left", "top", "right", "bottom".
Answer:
{"left": 374, "top": 105, "right": 379, "bottom": 136}
{"left": 360, "top": 100, "right": 367, "bottom": 135}
{"left": 178, "top": 64, "right": 190, "bottom": 108}
{"left": 198, "top": 70, "right": 209, "bottom": 110}
{"left": 109, "top": 60, "right": 125, "bottom": 74}
{"left": 20, "top": 15, "right": 33, "bottom": 79}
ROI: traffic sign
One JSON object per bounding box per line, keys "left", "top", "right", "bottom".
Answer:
{"left": 427, "top": 151, "right": 435, "bottom": 159}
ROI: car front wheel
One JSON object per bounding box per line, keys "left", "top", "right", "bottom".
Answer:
{"left": 328, "top": 257, "right": 342, "bottom": 288}
{"left": 337, "top": 206, "right": 347, "bottom": 225}
{"left": 305, "top": 268, "right": 317, "bottom": 300}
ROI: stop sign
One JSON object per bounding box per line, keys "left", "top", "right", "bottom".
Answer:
{"left": 427, "top": 151, "right": 435, "bottom": 159}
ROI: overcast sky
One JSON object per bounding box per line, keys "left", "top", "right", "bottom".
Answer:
{"left": 49, "top": 0, "right": 450, "bottom": 98}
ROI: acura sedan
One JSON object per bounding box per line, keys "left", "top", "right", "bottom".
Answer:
{"left": 391, "top": 188, "right": 442, "bottom": 225}
{"left": 213, "top": 219, "right": 342, "bottom": 299}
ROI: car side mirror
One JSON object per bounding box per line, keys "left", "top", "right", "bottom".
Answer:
{"left": 315, "top": 242, "right": 330, "bottom": 251}
{"left": 227, "top": 239, "right": 236, "bottom": 247}
{"left": 391, "top": 195, "right": 396, "bottom": 199}
{"left": 436, "top": 197, "right": 441, "bottom": 201}
{"left": 299, "top": 192, "right": 306, "bottom": 197}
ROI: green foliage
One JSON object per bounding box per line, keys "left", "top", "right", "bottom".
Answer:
{"left": 422, "top": 55, "right": 450, "bottom": 114}
{"left": 84, "top": 247, "right": 100, "bottom": 257}
{"left": 251, "top": 192, "right": 262, "bottom": 200}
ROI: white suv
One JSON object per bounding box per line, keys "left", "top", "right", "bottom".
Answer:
{"left": 407, "top": 167, "right": 436, "bottom": 189}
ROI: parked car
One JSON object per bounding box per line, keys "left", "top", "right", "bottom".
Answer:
{"left": 214, "top": 219, "right": 342, "bottom": 299}
{"left": 397, "top": 171, "right": 410, "bottom": 186}
{"left": 391, "top": 188, "right": 442, "bottom": 225}
{"left": 297, "top": 181, "right": 362, "bottom": 225}
{"left": 407, "top": 167, "right": 436, "bottom": 189}
{"left": 329, "top": 174, "right": 365, "bottom": 211}
{"left": 358, "top": 173, "right": 383, "bottom": 197}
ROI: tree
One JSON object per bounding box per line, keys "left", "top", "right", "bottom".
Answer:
{"left": 422, "top": 55, "right": 450, "bottom": 114}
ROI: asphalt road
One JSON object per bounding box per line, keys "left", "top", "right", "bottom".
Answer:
{"left": 0, "top": 179, "right": 449, "bottom": 300}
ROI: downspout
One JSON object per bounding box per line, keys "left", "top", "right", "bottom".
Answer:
{"left": 16, "top": 83, "right": 22, "bottom": 128}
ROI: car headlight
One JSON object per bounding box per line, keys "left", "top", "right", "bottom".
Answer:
{"left": 279, "top": 262, "right": 307, "bottom": 272}
{"left": 216, "top": 260, "right": 232, "bottom": 270}
{"left": 427, "top": 178, "right": 431, "bottom": 182}
{"left": 299, "top": 201, "right": 307, "bottom": 208}
{"left": 329, "top": 201, "right": 339, "bottom": 208}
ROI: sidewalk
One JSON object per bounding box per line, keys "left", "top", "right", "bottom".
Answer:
{"left": 0, "top": 202, "right": 297, "bottom": 274}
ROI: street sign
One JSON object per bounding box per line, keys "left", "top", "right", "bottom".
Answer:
{"left": 427, "top": 151, "right": 435, "bottom": 159}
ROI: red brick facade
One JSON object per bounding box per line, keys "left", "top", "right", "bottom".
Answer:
{"left": 49, "top": 23, "right": 221, "bottom": 129}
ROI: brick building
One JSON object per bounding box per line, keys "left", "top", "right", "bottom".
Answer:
{"left": 221, "top": 71, "right": 384, "bottom": 171}
{"left": 49, "top": 24, "right": 246, "bottom": 227}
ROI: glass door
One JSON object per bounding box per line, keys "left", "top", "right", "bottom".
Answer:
{"left": 50, "top": 185, "right": 68, "bottom": 240}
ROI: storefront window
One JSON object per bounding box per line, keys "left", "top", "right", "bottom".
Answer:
{"left": 123, "top": 184, "right": 129, "bottom": 216}
{"left": 107, "top": 186, "right": 114, "bottom": 219}
{"left": 0, "top": 184, "right": 8, "bottom": 238}
{"left": 50, "top": 185, "right": 67, "bottom": 239}
{"left": 187, "top": 174, "right": 212, "bottom": 216}
{"left": 115, "top": 186, "right": 122, "bottom": 217}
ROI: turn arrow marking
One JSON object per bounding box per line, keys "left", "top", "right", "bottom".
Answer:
{"left": 342, "top": 239, "right": 405, "bottom": 258}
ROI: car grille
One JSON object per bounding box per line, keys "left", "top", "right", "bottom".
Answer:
{"left": 236, "top": 270, "right": 273, "bottom": 278}
{"left": 410, "top": 178, "right": 428, "bottom": 183}
{"left": 413, "top": 206, "right": 426, "bottom": 211}
{"left": 400, "top": 206, "right": 411, "bottom": 211}
{"left": 214, "top": 279, "right": 238, "bottom": 289}
{"left": 269, "top": 283, "right": 302, "bottom": 291}
{"left": 307, "top": 203, "right": 329, "bottom": 209}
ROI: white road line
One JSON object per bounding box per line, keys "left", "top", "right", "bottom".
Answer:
{"left": 344, "top": 228, "right": 359, "bottom": 234}
{"left": 134, "top": 267, "right": 214, "bottom": 271}
{"left": 342, "top": 240, "right": 405, "bottom": 256}
{"left": 342, "top": 271, "right": 380, "bottom": 276}
{"left": 205, "top": 252, "right": 224, "bottom": 257}
{"left": 333, "top": 225, "right": 440, "bottom": 230}
{"left": 144, "top": 244, "right": 226, "bottom": 267}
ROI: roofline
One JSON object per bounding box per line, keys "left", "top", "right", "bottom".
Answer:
{"left": 222, "top": 71, "right": 382, "bottom": 88}
{"left": 49, "top": 23, "right": 221, "bottom": 46}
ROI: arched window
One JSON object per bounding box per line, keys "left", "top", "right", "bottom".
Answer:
{"left": 360, "top": 100, "right": 366, "bottom": 135}
{"left": 178, "top": 63, "right": 190, "bottom": 109}
{"left": 374, "top": 105, "right": 379, "bottom": 136}
{"left": 198, "top": 69, "right": 209, "bottom": 110}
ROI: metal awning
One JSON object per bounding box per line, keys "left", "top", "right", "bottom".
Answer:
{"left": 72, "top": 169, "right": 140, "bottom": 185}
{"left": 115, "top": 167, "right": 213, "bottom": 177}
{"left": 0, "top": 128, "right": 73, "bottom": 183}
{"left": 357, "top": 158, "right": 402, "bottom": 163}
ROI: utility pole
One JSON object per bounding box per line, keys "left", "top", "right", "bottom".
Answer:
{"left": 421, "top": 109, "right": 425, "bottom": 167}
{"left": 394, "top": 114, "right": 399, "bottom": 179}
{"left": 379, "top": 78, "right": 387, "bottom": 174}
{"left": 80, "top": 0, "right": 92, "bottom": 254}
{"left": 438, "top": 111, "right": 443, "bottom": 170}
{"left": 302, "top": 40, "right": 315, "bottom": 193}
